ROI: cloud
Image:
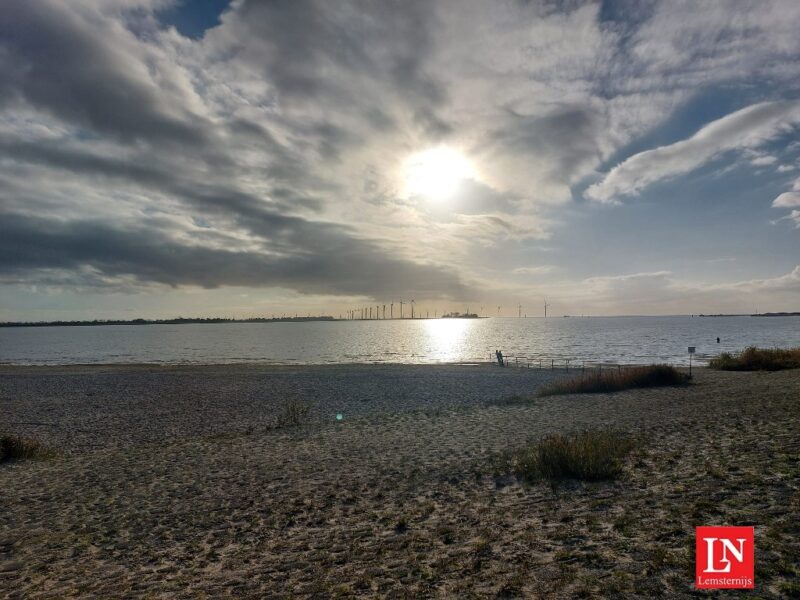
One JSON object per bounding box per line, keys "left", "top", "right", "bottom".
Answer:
{"left": 751, "top": 155, "right": 777, "bottom": 166}
{"left": 544, "top": 266, "right": 800, "bottom": 315}
{"left": 772, "top": 176, "right": 800, "bottom": 226}
{"left": 773, "top": 192, "right": 800, "bottom": 208}
{"left": 782, "top": 210, "right": 800, "bottom": 227}
{"left": 0, "top": 0, "right": 212, "bottom": 147}
{"left": 0, "top": 212, "right": 468, "bottom": 299}
{"left": 586, "top": 101, "right": 800, "bottom": 202}
{"left": 723, "top": 265, "right": 800, "bottom": 292}
{"left": 1, "top": 0, "right": 800, "bottom": 316}
{"left": 513, "top": 266, "right": 556, "bottom": 276}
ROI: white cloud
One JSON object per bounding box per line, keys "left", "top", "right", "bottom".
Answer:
{"left": 586, "top": 101, "right": 800, "bottom": 202}
{"left": 772, "top": 176, "right": 800, "bottom": 227}
{"left": 724, "top": 265, "right": 800, "bottom": 292}
{"left": 512, "top": 265, "right": 556, "bottom": 276}
{"left": 785, "top": 210, "right": 800, "bottom": 227}
{"left": 773, "top": 192, "right": 800, "bottom": 208}
{"left": 751, "top": 155, "right": 777, "bottom": 166}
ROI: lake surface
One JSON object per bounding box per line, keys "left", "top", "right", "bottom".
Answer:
{"left": 1, "top": 316, "right": 797, "bottom": 366}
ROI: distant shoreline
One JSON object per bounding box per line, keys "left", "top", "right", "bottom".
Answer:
{"left": 697, "top": 312, "right": 800, "bottom": 317}
{"left": 0, "top": 316, "right": 487, "bottom": 327}
{"left": 1, "top": 312, "right": 796, "bottom": 328}
{"left": 0, "top": 316, "right": 343, "bottom": 328}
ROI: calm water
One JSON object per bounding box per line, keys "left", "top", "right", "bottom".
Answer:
{"left": 0, "top": 316, "right": 797, "bottom": 366}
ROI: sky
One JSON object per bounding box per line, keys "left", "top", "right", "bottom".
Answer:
{"left": 1, "top": 0, "right": 799, "bottom": 320}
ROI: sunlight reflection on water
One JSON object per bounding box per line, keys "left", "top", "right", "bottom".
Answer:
{"left": 0, "top": 316, "right": 798, "bottom": 366}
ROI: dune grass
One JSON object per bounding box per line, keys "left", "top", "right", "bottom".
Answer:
{"left": 0, "top": 434, "right": 55, "bottom": 463}
{"left": 537, "top": 364, "right": 687, "bottom": 397}
{"left": 274, "top": 399, "right": 312, "bottom": 428}
{"left": 709, "top": 346, "right": 800, "bottom": 371}
{"left": 504, "top": 430, "right": 636, "bottom": 482}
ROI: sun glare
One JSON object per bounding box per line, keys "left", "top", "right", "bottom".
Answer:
{"left": 421, "top": 317, "right": 471, "bottom": 362}
{"left": 404, "top": 146, "right": 475, "bottom": 201}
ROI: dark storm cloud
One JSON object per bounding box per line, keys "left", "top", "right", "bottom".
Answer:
{"left": 0, "top": 0, "right": 210, "bottom": 147}
{"left": 0, "top": 213, "right": 467, "bottom": 299}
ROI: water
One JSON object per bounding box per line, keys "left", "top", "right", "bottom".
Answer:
{"left": 1, "top": 316, "right": 797, "bottom": 366}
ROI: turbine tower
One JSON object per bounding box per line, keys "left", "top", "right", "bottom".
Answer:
{"left": 544, "top": 298, "right": 550, "bottom": 318}
{"left": 399, "top": 300, "right": 404, "bottom": 319}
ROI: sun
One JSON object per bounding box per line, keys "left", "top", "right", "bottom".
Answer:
{"left": 403, "top": 146, "right": 475, "bottom": 201}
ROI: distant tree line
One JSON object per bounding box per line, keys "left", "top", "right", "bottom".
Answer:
{"left": 0, "top": 316, "right": 336, "bottom": 327}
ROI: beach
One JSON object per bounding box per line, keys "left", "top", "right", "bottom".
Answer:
{"left": 1, "top": 364, "right": 798, "bottom": 598}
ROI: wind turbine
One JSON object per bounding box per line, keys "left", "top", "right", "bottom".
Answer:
{"left": 544, "top": 298, "right": 550, "bottom": 318}
{"left": 399, "top": 300, "right": 404, "bottom": 319}
{"left": 390, "top": 302, "right": 394, "bottom": 319}
{"left": 411, "top": 299, "right": 416, "bottom": 319}
{"left": 518, "top": 303, "right": 522, "bottom": 318}
{"left": 497, "top": 305, "right": 501, "bottom": 317}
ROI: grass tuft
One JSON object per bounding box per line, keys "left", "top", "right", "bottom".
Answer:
{"left": 0, "top": 434, "right": 55, "bottom": 463}
{"left": 538, "top": 364, "right": 687, "bottom": 396}
{"left": 504, "top": 430, "right": 636, "bottom": 482}
{"left": 709, "top": 346, "right": 800, "bottom": 371}
{"left": 274, "top": 399, "right": 311, "bottom": 429}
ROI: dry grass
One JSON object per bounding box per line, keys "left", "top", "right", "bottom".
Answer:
{"left": 503, "top": 430, "right": 637, "bottom": 482}
{"left": 709, "top": 346, "right": 800, "bottom": 371}
{"left": 538, "top": 364, "right": 687, "bottom": 396}
{"left": 0, "top": 434, "right": 54, "bottom": 462}
{"left": 274, "top": 399, "right": 312, "bottom": 428}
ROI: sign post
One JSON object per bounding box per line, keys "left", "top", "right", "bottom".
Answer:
{"left": 688, "top": 346, "right": 696, "bottom": 378}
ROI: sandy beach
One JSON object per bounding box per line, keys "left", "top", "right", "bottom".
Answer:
{"left": 1, "top": 364, "right": 798, "bottom": 598}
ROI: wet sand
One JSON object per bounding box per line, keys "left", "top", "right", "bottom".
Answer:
{"left": 1, "top": 364, "right": 798, "bottom": 598}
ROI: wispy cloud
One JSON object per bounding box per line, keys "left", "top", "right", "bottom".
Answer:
{"left": 513, "top": 266, "right": 556, "bottom": 276}
{"left": 586, "top": 101, "right": 800, "bottom": 203}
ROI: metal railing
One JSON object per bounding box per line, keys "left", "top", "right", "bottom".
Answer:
{"left": 489, "top": 351, "right": 676, "bottom": 372}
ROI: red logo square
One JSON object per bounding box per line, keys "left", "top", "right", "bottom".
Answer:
{"left": 695, "top": 526, "right": 754, "bottom": 589}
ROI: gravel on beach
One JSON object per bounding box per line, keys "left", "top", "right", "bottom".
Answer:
{"left": 0, "top": 363, "right": 568, "bottom": 452}
{"left": 1, "top": 364, "right": 798, "bottom": 598}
